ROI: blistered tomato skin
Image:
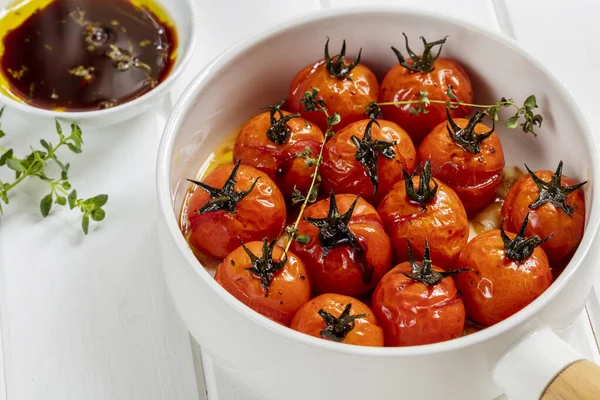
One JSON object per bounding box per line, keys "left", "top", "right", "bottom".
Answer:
{"left": 288, "top": 60, "right": 379, "bottom": 132}
{"left": 379, "top": 59, "right": 473, "bottom": 143}
{"left": 233, "top": 111, "right": 324, "bottom": 198}
{"left": 501, "top": 170, "right": 585, "bottom": 264}
{"left": 321, "top": 119, "right": 417, "bottom": 205}
{"left": 290, "top": 293, "right": 384, "bottom": 346}
{"left": 454, "top": 230, "right": 553, "bottom": 327}
{"left": 290, "top": 194, "right": 392, "bottom": 297}
{"left": 215, "top": 242, "right": 310, "bottom": 326}
{"left": 378, "top": 177, "right": 469, "bottom": 269}
{"left": 371, "top": 263, "right": 466, "bottom": 346}
{"left": 418, "top": 118, "right": 505, "bottom": 214}
{"left": 187, "top": 164, "right": 286, "bottom": 259}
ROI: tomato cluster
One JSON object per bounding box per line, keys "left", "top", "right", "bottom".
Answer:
{"left": 184, "top": 37, "right": 587, "bottom": 347}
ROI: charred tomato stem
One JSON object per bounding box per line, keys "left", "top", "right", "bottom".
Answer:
{"left": 446, "top": 109, "right": 495, "bottom": 154}
{"left": 240, "top": 237, "right": 287, "bottom": 294}
{"left": 525, "top": 161, "right": 587, "bottom": 217}
{"left": 351, "top": 119, "right": 396, "bottom": 194}
{"left": 324, "top": 38, "right": 362, "bottom": 81}
{"left": 403, "top": 161, "right": 438, "bottom": 205}
{"left": 188, "top": 159, "right": 259, "bottom": 214}
{"left": 318, "top": 303, "right": 367, "bottom": 342}
{"left": 402, "top": 238, "right": 469, "bottom": 285}
{"left": 391, "top": 33, "right": 447, "bottom": 73}
{"left": 264, "top": 100, "right": 300, "bottom": 145}
{"left": 500, "top": 213, "right": 552, "bottom": 261}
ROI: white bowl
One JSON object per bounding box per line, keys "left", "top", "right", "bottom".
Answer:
{"left": 0, "top": 0, "right": 197, "bottom": 127}
{"left": 156, "top": 7, "right": 600, "bottom": 400}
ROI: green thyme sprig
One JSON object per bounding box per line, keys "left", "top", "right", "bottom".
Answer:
{"left": 283, "top": 88, "right": 340, "bottom": 253}
{"left": 0, "top": 110, "right": 108, "bottom": 234}
{"left": 370, "top": 86, "right": 543, "bottom": 136}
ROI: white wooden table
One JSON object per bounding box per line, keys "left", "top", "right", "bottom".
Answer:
{"left": 0, "top": 1, "right": 599, "bottom": 399}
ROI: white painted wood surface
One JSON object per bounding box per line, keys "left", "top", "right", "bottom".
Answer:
{"left": 0, "top": 1, "right": 599, "bottom": 400}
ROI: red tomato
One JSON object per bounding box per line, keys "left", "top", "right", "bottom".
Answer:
{"left": 501, "top": 162, "right": 586, "bottom": 265}
{"left": 291, "top": 193, "right": 392, "bottom": 297}
{"left": 187, "top": 161, "right": 286, "bottom": 259}
{"left": 378, "top": 161, "right": 469, "bottom": 269}
{"left": 379, "top": 35, "right": 473, "bottom": 143}
{"left": 215, "top": 239, "right": 311, "bottom": 325}
{"left": 290, "top": 293, "right": 384, "bottom": 346}
{"left": 371, "top": 240, "right": 466, "bottom": 346}
{"left": 233, "top": 104, "right": 324, "bottom": 198}
{"left": 418, "top": 113, "right": 505, "bottom": 214}
{"left": 321, "top": 118, "right": 417, "bottom": 205}
{"left": 454, "top": 215, "right": 553, "bottom": 327}
{"left": 288, "top": 39, "right": 379, "bottom": 131}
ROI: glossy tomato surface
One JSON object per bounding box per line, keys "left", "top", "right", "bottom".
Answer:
{"left": 321, "top": 119, "right": 417, "bottom": 205}
{"left": 233, "top": 110, "right": 324, "bottom": 198}
{"left": 288, "top": 60, "right": 379, "bottom": 131}
{"left": 501, "top": 170, "right": 585, "bottom": 264}
{"left": 454, "top": 229, "right": 553, "bottom": 327}
{"left": 378, "top": 176, "right": 468, "bottom": 269}
{"left": 187, "top": 164, "right": 286, "bottom": 259}
{"left": 290, "top": 293, "right": 384, "bottom": 346}
{"left": 418, "top": 118, "right": 505, "bottom": 214}
{"left": 379, "top": 59, "right": 473, "bottom": 143}
{"left": 371, "top": 262, "right": 465, "bottom": 346}
{"left": 215, "top": 242, "right": 311, "bottom": 326}
{"left": 290, "top": 194, "right": 392, "bottom": 297}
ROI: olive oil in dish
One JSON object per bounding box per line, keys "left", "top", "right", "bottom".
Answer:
{"left": 0, "top": 0, "right": 177, "bottom": 111}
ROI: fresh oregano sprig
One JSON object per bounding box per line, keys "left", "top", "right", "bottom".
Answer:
{"left": 369, "top": 86, "right": 543, "bottom": 136}
{"left": 0, "top": 110, "right": 108, "bottom": 234}
{"left": 283, "top": 88, "right": 340, "bottom": 253}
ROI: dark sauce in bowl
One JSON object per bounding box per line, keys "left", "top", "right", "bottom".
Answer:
{"left": 0, "top": 0, "right": 177, "bottom": 111}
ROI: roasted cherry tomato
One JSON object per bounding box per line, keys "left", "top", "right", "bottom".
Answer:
{"left": 371, "top": 239, "right": 466, "bottom": 346}
{"left": 290, "top": 293, "right": 384, "bottom": 346}
{"left": 288, "top": 39, "right": 379, "bottom": 131}
{"left": 454, "top": 214, "right": 553, "bottom": 327}
{"left": 215, "top": 239, "right": 311, "bottom": 325}
{"left": 501, "top": 161, "right": 586, "bottom": 264}
{"left": 379, "top": 35, "right": 473, "bottom": 143}
{"left": 378, "top": 161, "right": 469, "bottom": 269}
{"left": 233, "top": 102, "right": 324, "bottom": 198}
{"left": 291, "top": 192, "right": 392, "bottom": 297}
{"left": 321, "top": 118, "right": 417, "bottom": 205}
{"left": 187, "top": 161, "right": 286, "bottom": 259}
{"left": 418, "top": 112, "right": 505, "bottom": 214}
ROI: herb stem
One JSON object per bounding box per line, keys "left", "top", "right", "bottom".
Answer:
{"left": 283, "top": 106, "right": 332, "bottom": 255}
{"left": 372, "top": 99, "right": 515, "bottom": 111}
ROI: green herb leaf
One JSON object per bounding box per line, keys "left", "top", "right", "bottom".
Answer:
{"left": 40, "top": 193, "right": 53, "bottom": 217}
{"left": 91, "top": 208, "right": 106, "bottom": 222}
{"left": 68, "top": 190, "right": 78, "bottom": 209}
{"left": 0, "top": 149, "right": 13, "bottom": 166}
{"left": 56, "top": 195, "right": 67, "bottom": 206}
{"left": 506, "top": 116, "right": 519, "bottom": 129}
{"left": 67, "top": 143, "right": 82, "bottom": 154}
{"left": 6, "top": 158, "right": 24, "bottom": 172}
{"left": 446, "top": 84, "right": 458, "bottom": 101}
{"left": 55, "top": 119, "right": 63, "bottom": 136}
{"left": 524, "top": 95, "right": 537, "bottom": 110}
{"left": 295, "top": 234, "right": 310, "bottom": 245}
{"left": 91, "top": 194, "right": 109, "bottom": 207}
{"left": 82, "top": 213, "right": 90, "bottom": 234}
{"left": 327, "top": 112, "right": 341, "bottom": 127}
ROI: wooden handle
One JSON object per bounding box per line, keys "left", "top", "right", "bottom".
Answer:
{"left": 542, "top": 360, "right": 600, "bottom": 399}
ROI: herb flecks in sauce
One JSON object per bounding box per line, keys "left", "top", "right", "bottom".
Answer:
{"left": 0, "top": 0, "right": 177, "bottom": 111}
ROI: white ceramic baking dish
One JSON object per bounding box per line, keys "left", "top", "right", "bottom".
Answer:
{"left": 156, "top": 8, "right": 600, "bottom": 400}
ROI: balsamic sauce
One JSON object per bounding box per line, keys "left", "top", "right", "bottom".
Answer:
{"left": 0, "top": 0, "right": 177, "bottom": 111}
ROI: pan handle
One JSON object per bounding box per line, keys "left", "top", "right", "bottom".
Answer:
{"left": 492, "top": 329, "right": 600, "bottom": 400}
{"left": 542, "top": 360, "right": 600, "bottom": 400}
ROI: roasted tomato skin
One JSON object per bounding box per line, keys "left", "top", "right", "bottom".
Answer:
{"left": 288, "top": 60, "right": 379, "bottom": 131}
{"left": 215, "top": 242, "right": 310, "bottom": 326}
{"left": 418, "top": 118, "right": 505, "bottom": 214}
{"left": 290, "top": 293, "right": 384, "bottom": 346}
{"left": 501, "top": 170, "right": 585, "bottom": 264}
{"left": 379, "top": 59, "right": 473, "bottom": 143}
{"left": 371, "top": 263, "right": 465, "bottom": 346}
{"left": 233, "top": 111, "right": 324, "bottom": 198}
{"left": 187, "top": 165, "right": 286, "bottom": 259}
{"left": 321, "top": 119, "right": 417, "bottom": 205}
{"left": 454, "top": 230, "right": 553, "bottom": 327}
{"left": 378, "top": 177, "right": 468, "bottom": 269}
{"left": 290, "top": 195, "right": 392, "bottom": 297}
